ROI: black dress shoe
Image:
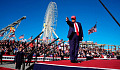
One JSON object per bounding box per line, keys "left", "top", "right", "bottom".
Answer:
{"left": 71, "top": 60, "right": 75, "bottom": 63}
{"left": 75, "top": 60, "right": 81, "bottom": 63}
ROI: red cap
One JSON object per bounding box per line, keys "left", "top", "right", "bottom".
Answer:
{"left": 71, "top": 16, "right": 76, "bottom": 20}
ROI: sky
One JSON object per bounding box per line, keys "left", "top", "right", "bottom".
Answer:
{"left": 0, "top": 0, "right": 120, "bottom": 48}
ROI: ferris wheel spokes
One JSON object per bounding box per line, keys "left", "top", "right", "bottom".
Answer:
{"left": 40, "top": 2, "right": 58, "bottom": 43}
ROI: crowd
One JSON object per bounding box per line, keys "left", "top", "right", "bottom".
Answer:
{"left": 0, "top": 39, "right": 119, "bottom": 59}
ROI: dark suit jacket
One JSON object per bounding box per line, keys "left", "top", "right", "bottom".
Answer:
{"left": 67, "top": 21, "right": 83, "bottom": 41}
{"left": 15, "top": 51, "right": 24, "bottom": 65}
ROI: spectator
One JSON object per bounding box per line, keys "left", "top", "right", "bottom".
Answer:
{"left": 15, "top": 47, "right": 24, "bottom": 70}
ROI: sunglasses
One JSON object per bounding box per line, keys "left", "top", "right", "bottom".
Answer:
{"left": 71, "top": 19, "right": 75, "bottom": 20}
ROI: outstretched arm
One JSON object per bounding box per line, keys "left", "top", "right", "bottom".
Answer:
{"left": 66, "top": 17, "right": 74, "bottom": 27}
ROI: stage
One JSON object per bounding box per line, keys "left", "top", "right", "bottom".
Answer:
{"left": 33, "top": 60, "right": 120, "bottom": 70}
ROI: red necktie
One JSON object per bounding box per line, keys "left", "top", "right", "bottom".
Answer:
{"left": 74, "top": 23, "right": 79, "bottom": 36}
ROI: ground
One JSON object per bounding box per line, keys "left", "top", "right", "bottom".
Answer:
{"left": 0, "top": 62, "right": 33, "bottom": 70}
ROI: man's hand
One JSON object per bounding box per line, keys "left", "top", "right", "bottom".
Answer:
{"left": 82, "top": 37, "right": 83, "bottom": 40}
{"left": 66, "top": 17, "right": 69, "bottom": 21}
{"left": 15, "top": 62, "right": 16, "bottom": 64}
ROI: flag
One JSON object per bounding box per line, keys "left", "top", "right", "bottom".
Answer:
{"left": 85, "top": 41, "right": 87, "bottom": 44}
{"left": 59, "top": 39, "right": 63, "bottom": 42}
{"left": 28, "top": 36, "right": 32, "bottom": 40}
{"left": 0, "top": 33, "right": 4, "bottom": 37}
{"left": 22, "top": 39, "right": 27, "bottom": 42}
{"left": 24, "top": 39, "right": 27, "bottom": 42}
{"left": 22, "top": 39, "right": 25, "bottom": 42}
{"left": 19, "top": 35, "right": 24, "bottom": 39}
{"left": 88, "top": 24, "right": 97, "bottom": 35}
{"left": 95, "top": 42, "right": 97, "bottom": 45}
{"left": 10, "top": 27, "right": 15, "bottom": 32}
{"left": 29, "top": 43, "right": 33, "bottom": 47}
{"left": 9, "top": 34, "right": 15, "bottom": 38}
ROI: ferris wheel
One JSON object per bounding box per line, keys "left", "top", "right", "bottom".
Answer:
{"left": 41, "top": 2, "right": 58, "bottom": 42}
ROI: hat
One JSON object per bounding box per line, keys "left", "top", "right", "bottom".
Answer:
{"left": 71, "top": 16, "right": 76, "bottom": 20}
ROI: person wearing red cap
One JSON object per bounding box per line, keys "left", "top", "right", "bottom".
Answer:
{"left": 66, "top": 16, "right": 83, "bottom": 63}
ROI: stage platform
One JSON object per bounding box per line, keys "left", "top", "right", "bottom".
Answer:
{"left": 33, "top": 60, "right": 120, "bottom": 70}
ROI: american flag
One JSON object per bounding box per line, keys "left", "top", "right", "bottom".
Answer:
{"left": 22, "top": 39, "right": 27, "bottom": 42}
{"left": 9, "top": 34, "right": 15, "bottom": 38}
{"left": 29, "top": 43, "right": 33, "bottom": 47}
{"left": 95, "top": 42, "right": 97, "bottom": 45}
{"left": 0, "top": 33, "right": 4, "bottom": 37}
{"left": 88, "top": 24, "right": 97, "bottom": 35}
{"left": 59, "top": 39, "right": 63, "bottom": 42}
{"left": 85, "top": 41, "right": 87, "bottom": 44}
{"left": 19, "top": 35, "right": 24, "bottom": 39}
{"left": 28, "top": 36, "right": 33, "bottom": 40}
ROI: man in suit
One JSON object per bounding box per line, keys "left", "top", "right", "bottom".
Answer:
{"left": 15, "top": 47, "right": 24, "bottom": 70}
{"left": 26, "top": 50, "right": 33, "bottom": 66}
{"left": 66, "top": 16, "right": 83, "bottom": 63}
{"left": 0, "top": 46, "right": 4, "bottom": 64}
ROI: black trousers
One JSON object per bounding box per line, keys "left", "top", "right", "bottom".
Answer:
{"left": 69, "top": 33, "right": 79, "bottom": 61}
{"left": 0, "top": 55, "right": 2, "bottom": 64}
{"left": 16, "top": 63, "right": 22, "bottom": 69}
{"left": 26, "top": 59, "right": 31, "bottom": 66}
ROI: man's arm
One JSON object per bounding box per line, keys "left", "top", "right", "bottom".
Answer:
{"left": 14, "top": 52, "right": 18, "bottom": 64}
{"left": 79, "top": 23, "right": 83, "bottom": 40}
{"left": 66, "top": 17, "right": 74, "bottom": 27}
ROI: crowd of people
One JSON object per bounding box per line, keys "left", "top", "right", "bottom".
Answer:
{"left": 0, "top": 39, "right": 119, "bottom": 59}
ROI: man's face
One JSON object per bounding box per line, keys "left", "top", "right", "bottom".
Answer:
{"left": 71, "top": 19, "right": 76, "bottom": 23}
{"left": 19, "top": 48, "right": 22, "bottom": 51}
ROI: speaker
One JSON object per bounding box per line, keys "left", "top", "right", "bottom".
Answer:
{"left": 117, "top": 56, "right": 120, "bottom": 59}
{"left": 86, "top": 56, "right": 94, "bottom": 60}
